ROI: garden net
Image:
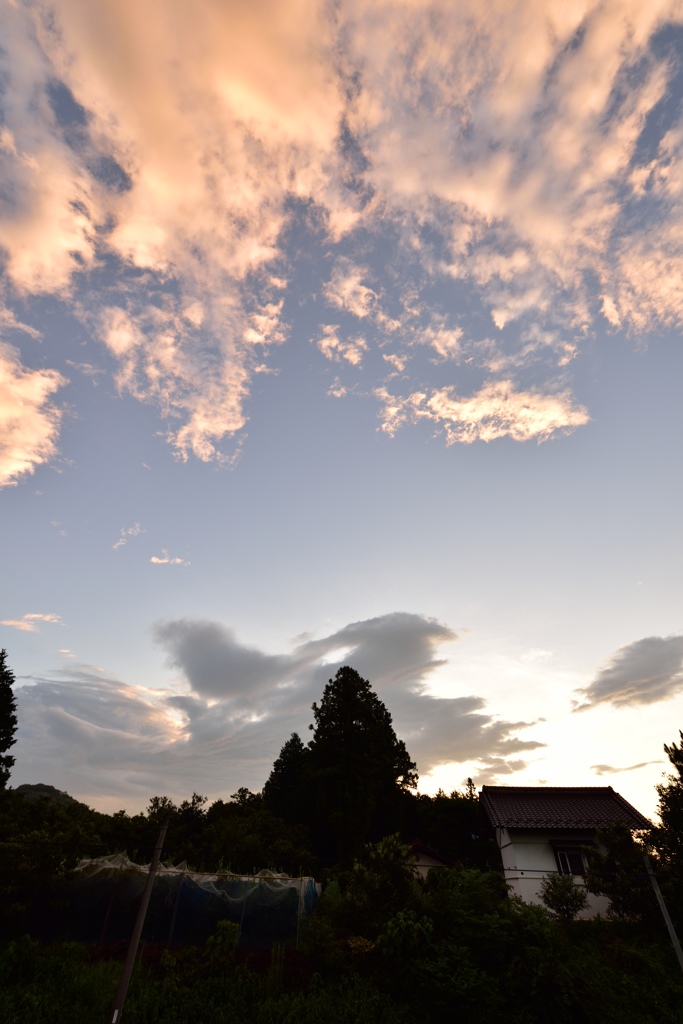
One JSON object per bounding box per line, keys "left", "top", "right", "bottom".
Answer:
{"left": 36, "top": 855, "right": 320, "bottom": 948}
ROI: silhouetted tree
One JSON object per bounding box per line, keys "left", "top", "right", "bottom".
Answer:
{"left": 652, "top": 730, "right": 683, "bottom": 927}
{"left": 307, "top": 665, "right": 417, "bottom": 865}
{"left": 263, "top": 732, "right": 310, "bottom": 821}
{"left": 584, "top": 825, "right": 657, "bottom": 923}
{"left": 656, "top": 731, "right": 683, "bottom": 869}
{"left": 0, "top": 649, "right": 18, "bottom": 789}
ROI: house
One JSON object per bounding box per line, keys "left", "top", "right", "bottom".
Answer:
{"left": 410, "top": 839, "right": 452, "bottom": 879}
{"left": 479, "top": 785, "right": 651, "bottom": 918}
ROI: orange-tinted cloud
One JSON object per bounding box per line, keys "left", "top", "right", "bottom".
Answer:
{"left": 1, "top": 0, "right": 682, "bottom": 466}
{"left": 376, "top": 380, "right": 589, "bottom": 443}
{"left": 0, "top": 344, "right": 66, "bottom": 487}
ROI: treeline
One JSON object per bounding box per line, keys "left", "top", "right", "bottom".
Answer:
{"left": 0, "top": 666, "right": 495, "bottom": 882}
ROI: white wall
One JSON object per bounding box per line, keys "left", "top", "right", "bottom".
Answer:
{"left": 496, "top": 828, "right": 611, "bottom": 919}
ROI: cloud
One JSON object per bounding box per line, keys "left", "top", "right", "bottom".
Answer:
{"left": 576, "top": 634, "right": 683, "bottom": 710}
{"left": 591, "top": 761, "right": 663, "bottom": 775}
{"left": 316, "top": 325, "right": 368, "bottom": 366}
{"left": 342, "top": 0, "right": 682, "bottom": 332}
{"left": 327, "top": 377, "right": 349, "bottom": 398}
{"left": 65, "top": 360, "right": 106, "bottom": 379}
{"left": 155, "top": 619, "right": 292, "bottom": 702}
{"left": 150, "top": 550, "right": 190, "bottom": 566}
{"left": 417, "top": 319, "right": 464, "bottom": 362}
{"left": 3, "top": 0, "right": 683, "bottom": 464}
{"left": 0, "top": 344, "right": 67, "bottom": 487}
{"left": 1, "top": 620, "right": 38, "bottom": 633}
{"left": 323, "top": 260, "right": 378, "bottom": 319}
{"left": 113, "top": 523, "right": 145, "bottom": 551}
{"left": 13, "top": 612, "right": 544, "bottom": 805}
{"left": 1, "top": 612, "right": 63, "bottom": 632}
{"left": 375, "top": 380, "right": 589, "bottom": 443}
{"left": 1, "top": 0, "right": 349, "bottom": 463}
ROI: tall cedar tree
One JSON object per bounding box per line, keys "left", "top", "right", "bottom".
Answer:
{"left": 262, "top": 732, "right": 310, "bottom": 822}
{"left": 307, "top": 665, "right": 417, "bottom": 866}
{"left": 0, "top": 649, "right": 18, "bottom": 789}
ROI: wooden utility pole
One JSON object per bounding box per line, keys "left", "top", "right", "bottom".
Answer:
{"left": 108, "top": 816, "right": 170, "bottom": 1023}
{"left": 643, "top": 854, "right": 683, "bottom": 974}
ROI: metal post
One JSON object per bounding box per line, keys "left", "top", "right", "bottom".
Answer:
{"left": 108, "top": 816, "right": 170, "bottom": 1023}
{"left": 643, "top": 854, "right": 683, "bottom": 974}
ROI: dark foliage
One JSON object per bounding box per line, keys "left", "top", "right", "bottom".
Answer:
{"left": 303, "top": 837, "right": 683, "bottom": 1024}
{"left": 403, "top": 785, "right": 499, "bottom": 870}
{"left": 13, "top": 783, "right": 82, "bottom": 806}
{"left": 655, "top": 731, "right": 683, "bottom": 870}
{"left": 0, "top": 650, "right": 17, "bottom": 790}
{"left": 3, "top": 667, "right": 683, "bottom": 1023}
{"left": 263, "top": 732, "right": 310, "bottom": 822}
{"left": 306, "top": 666, "right": 417, "bottom": 866}
{"left": 584, "top": 825, "right": 659, "bottom": 925}
{"left": 652, "top": 730, "right": 683, "bottom": 930}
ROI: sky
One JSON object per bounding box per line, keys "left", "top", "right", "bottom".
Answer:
{"left": 1, "top": 0, "right": 683, "bottom": 818}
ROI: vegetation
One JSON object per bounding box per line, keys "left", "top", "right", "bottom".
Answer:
{"left": 538, "top": 871, "right": 589, "bottom": 922}
{"left": 264, "top": 666, "right": 418, "bottom": 867}
{"left": 0, "top": 650, "right": 17, "bottom": 790}
{"left": 2, "top": 654, "right": 683, "bottom": 1021}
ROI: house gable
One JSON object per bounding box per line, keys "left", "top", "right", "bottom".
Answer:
{"left": 480, "top": 786, "right": 651, "bottom": 918}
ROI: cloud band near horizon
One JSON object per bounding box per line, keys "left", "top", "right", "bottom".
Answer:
{"left": 12, "top": 611, "right": 543, "bottom": 805}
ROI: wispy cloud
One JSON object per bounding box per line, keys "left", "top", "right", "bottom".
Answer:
{"left": 591, "top": 761, "right": 663, "bottom": 775}
{"left": 375, "top": 381, "right": 589, "bottom": 444}
{"left": 150, "top": 550, "right": 190, "bottom": 566}
{"left": 1, "top": 612, "right": 63, "bottom": 633}
{"left": 576, "top": 634, "right": 683, "bottom": 710}
{"left": 113, "top": 523, "right": 145, "bottom": 551}
{"left": 1, "top": 620, "right": 38, "bottom": 633}
{"left": 0, "top": 344, "right": 67, "bottom": 487}
{"left": 65, "top": 360, "right": 106, "bottom": 380}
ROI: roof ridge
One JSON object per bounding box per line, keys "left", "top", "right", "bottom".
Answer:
{"left": 479, "top": 785, "right": 651, "bottom": 830}
{"left": 481, "top": 785, "right": 615, "bottom": 791}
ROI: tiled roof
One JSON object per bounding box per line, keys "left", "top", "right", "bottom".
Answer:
{"left": 480, "top": 786, "right": 651, "bottom": 830}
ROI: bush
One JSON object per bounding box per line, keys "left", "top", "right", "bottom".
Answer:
{"left": 538, "top": 872, "right": 589, "bottom": 922}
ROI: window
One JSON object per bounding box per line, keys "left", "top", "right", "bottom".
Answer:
{"left": 550, "top": 840, "right": 594, "bottom": 876}
{"left": 556, "top": 849, "right": 585, "bottom": 875}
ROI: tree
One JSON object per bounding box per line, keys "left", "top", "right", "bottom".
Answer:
{"left": 652, "top": 730, "right": 683, "bottom": 929}
{"left": 538, "top": 872, "right": 589, "bottom": 923}
{"left": 307, "top": 665, "right": 417, "bottom": 865}
{"left": 262, "top": 732, "right": 310, "bottom": 821}
{"left": 0, "top": 649, "right": 18, "bottom": 789}
{"left": 655, "top": 730, "right": 683, "bottom": 869}
{"left": 584, "top": 825, "right": 657, "bottom": 923}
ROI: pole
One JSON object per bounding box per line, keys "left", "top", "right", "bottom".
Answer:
{"left": 643, "top": 854, "right": 683, "bottom": 974}
{"left": 108, "top": 816, "right": 170, "bottom": 1023}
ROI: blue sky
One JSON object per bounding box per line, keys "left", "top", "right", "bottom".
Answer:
{"left": 1, "top": 0, "right": 683, "bottom": 816}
